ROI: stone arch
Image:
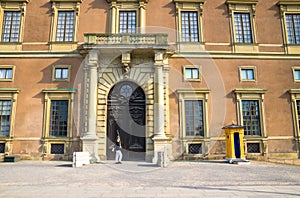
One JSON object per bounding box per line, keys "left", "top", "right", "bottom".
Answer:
{"left": 96, "top": 56, "right": 155, "bottom": 160}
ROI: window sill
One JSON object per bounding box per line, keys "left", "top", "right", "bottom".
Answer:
{"left": 285, "top": 44, "right": 300, "bottom": 54}
{"left": 233, "top": 42, "right": 259, "bottom": 53}
{"left": 178, "top": 42, "right": 205, "bottom": 52}
{"left": 0, "top": 43, "right": 22, "bottom": 51}
{"left": 49, "top": 42, "right": 78, "bottom": 51}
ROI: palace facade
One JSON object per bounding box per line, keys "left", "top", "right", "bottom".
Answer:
{"left": 0, "top": 0, "right": 300, "bottom": 162}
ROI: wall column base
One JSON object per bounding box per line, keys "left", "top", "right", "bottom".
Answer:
{"left": 81, "top": 136, "right": 100, "bottom": 163}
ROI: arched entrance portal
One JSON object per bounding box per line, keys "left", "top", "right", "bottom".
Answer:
{"left": 106, "top": 81, "right": 146, "bottom": 161}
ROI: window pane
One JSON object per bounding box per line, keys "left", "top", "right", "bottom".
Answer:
{"left": 1, "top": 11, "right": 21, "bottom": 42}
{"left": 0, "top": 100, "right": 11, "bottom": 137}
{"left": 0, "top": 69, "right": 12, "bottom": 79}
{"left": 55, "top": 69, "right": 62, "bottom": 79}
{"left": 50, "top": 100, "right": 69, "bottom": 137}
{"left": 241, "top": 69, "right": 254, "bottom": 80}
{"left": 56, "top": 11, "right": 74, "bottom": 42}
{"left": 185, "top": 68, "right": 192, "bottom": 79}
{"left": 234, "top": 13, "right": 253, "bottom": 43}
{"left": 295, "top": 70, "right": 300, "bottom": 80}
{"left": 286, "top": 14, "right": 300, "bottom": 44}
{"left": 181, "top": 11, "right": 199, "bottom": 42}
{"left": 242, "top": 100, "right": 261, "bottom": 136}
{"left": 185, "top": 100, "right": 204, "bottom": 136}
{"left": 119, "top": 11, "right": 136, "bottom": 33}
{"left": 62, "top": 69, "right": 68, "bottom": 79}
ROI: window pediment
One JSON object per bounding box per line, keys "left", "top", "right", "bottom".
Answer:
{"left": 106, "top": 0, "right": 148, "bottom": 3}
{"left": 173, "top": 0, "right": 204, "bottom": 3}
{"left": 278, "top": 1, "right": 300, "bottom": 6}
{"left": 0, "top": 0, "right": 29, "bottom": 2}
{"left": 226, "top": 0, "right": 258, "bottom": 5}
{"left": 50, "top": 0, "right": 83, "bottom": 2}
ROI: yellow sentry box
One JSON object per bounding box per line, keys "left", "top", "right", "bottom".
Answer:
{"left": 223, "top": 123, "right": 246, "bottom": 161}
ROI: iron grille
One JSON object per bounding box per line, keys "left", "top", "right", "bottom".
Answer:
{"left": 50, "top": 144, "right": 64, "bottom": 154}
{"left": 247, "top": 143, "right": 260, "bottom": 153}
{"left": 188, "top": 143, "right": 202, "bottom": 154}
{"left": 0, "top": 143, "right": 5, "bottom": 153}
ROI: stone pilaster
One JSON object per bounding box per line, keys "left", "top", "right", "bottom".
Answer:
{"left": 152, "top": 50, "right": 170, "bottom": 164}
{"left": 81, "top": 52, "right": 100, "bottom": 163}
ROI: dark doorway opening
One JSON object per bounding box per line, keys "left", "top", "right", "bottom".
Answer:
{"left": 106, "top": 81, "right": 146, "bottom": 161}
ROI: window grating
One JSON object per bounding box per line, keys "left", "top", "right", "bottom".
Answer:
{"left": 181, "top": 11, "right": 199, "bottom": 42}
{"left": 242, "top": 100, "right": 261, "bottom": 136}
{"left": 50, "top": 144, "right": 64, "bottom": 154}
{"left": 119, "top": 11, "right": 136, "bottom": 34}
{"left": 1, "top": 11, "right": 21, "bottom": 42}
{"left": 50, "top": 100, "right": 68, "bottom": 137}
{"left": 56, "top": 11, "right": 74, "bottom": 42}
{"left": 234, "top": 12, "right": 253, "bottom": 43}
{"left": 0, "top": 100, "right": 11, "bottom": 137}
{"left": 0, "top": 143, "right": 5, "bottom": 153}
{"left": 247, "top": 143, "right": 260, "bottom": 153}
{"left": 188, "top": 143, "right": 202, "bottom": 154}
{"left": 286, "top": 14, "right": 300, "bottom": 44}
{"left": 185, "top": 100, "right": 204, "bottom": 136}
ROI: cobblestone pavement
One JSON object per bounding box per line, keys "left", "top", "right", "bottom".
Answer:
{"left": 0, "top": 160, "right": 300, "bottom": 197}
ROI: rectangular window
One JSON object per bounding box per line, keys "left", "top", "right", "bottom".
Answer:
{"left": 119, "top": 11, "right": 136, "bottom": 34}
{"left": 1, "top": 11, "right": 21, "bottom": 42}
{"left": 242, "top": 100, "right": 261, "bottom": 136}
{"left": 55, "top": 68, "right": 69, "bottom": 80}
{"left": 181, "top": 11, "right": 199, "bottom": 42}
{"left": 185, "top": 100, "right": 204, "bottom": 136}
{"left": 0, "top": 100, "right": 11, "bottom": 137}
{"left": 241, "top": 69, "right": 254, "bottom": 80}
{"left": 294, "top": 69, "right": 300, "bottom": 81}
{"left": 56, "top": 11, "right": 74, "bottom": 42}
{"left": 234, "top": 13, "right": 253, "bottom": 43}
{"left": 50, "top": 100, "right": 69, "bottom": 137}
{"left": 286, "top": 14, "right": 300, "bottom": 44}
{"left": 0, "top": 68, "right": 12, "bottom": 80}
{"left": 185, "top": 68, "right": 199, "bottom": 79}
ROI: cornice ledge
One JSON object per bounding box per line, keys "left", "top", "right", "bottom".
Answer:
{"left": 0, "top": 0, "right": 30, "bottom": 2}
{"left": 233, "top": 88, "right": 267, "bottom": 94}
{"left": 0, "top": 88, "right": 20, "bottom": 93}
{"left": 277, "top": 0, "right": 300, "bottom": 5}
{"left": 289, "top": 89, "right": 300, "bottom": 94}
{"left": 50, "top": 0, "right": 83, "bottom": 2}
{"left": 173, "top": 0, "right": 205, "bottom": 3}
{"left": 176, "top": 88, "right": 210, "bottom": 94}
{"left": 106, "top": 0, "right": 148, "bottom": 3}
{"left": 42, "top": 88, "right": 76, "bottom": 93}
{"left": 226, "top": 0, "right": 258, "bottom": 5}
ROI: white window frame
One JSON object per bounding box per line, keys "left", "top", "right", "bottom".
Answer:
{"left": 52, "top": 65, "right": 71, "bottom": 82}
{"left": 239, "top": 66, "right": 256, "bottom": 82}
{"left": 0, "top": 65, "right": 15, "bottom": 82}
{"left": 183, "top": 65, "right": 201, "bottom": 82}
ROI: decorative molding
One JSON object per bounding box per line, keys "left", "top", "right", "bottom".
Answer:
{"left": 226, "top": 0, "right": 258, "bottom": 5}
{"left": 277, "top": 0, "right": 300, "bottom": 6}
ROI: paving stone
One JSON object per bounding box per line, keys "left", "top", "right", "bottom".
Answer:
{"left": 0, "top": 160, "right": 300, "bottom": 197}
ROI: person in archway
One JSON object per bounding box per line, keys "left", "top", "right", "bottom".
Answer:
{"left": 115, "top": 135, "right": 123, "bottom": 164}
